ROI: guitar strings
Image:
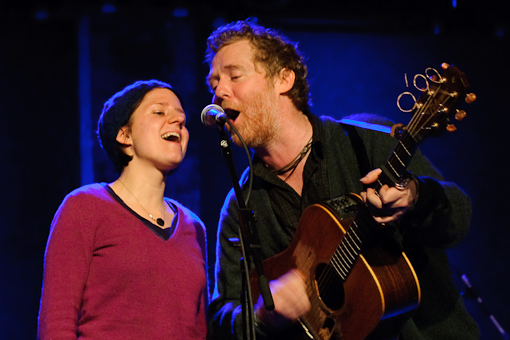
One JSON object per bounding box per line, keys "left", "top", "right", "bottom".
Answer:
{"left": 319, "top": 228, "right": 359, "bottom": 296}
{"left": 314, "top": 201, "right": 380, "bottom": 304}
{"left": 387, "top": 81, "right": 445, "bottom": 182}
{"left": 406, "top": 78, "right": 446, "bottom": 140}
{"left": 315, "top": 217, "right": 368, "bottom": 298}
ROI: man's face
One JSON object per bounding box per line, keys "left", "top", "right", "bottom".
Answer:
{"left": 207, "top": 40, "right": 281, "bottom": 148}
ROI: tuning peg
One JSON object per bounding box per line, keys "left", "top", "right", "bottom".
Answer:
{"left": 455, "top": 109, "right": 467, "bottom": 121}
{"left": 465, "top": 93, "right": 477, "bottom": 104}
{"left": 441, "top": 62, "right": 450, "bottom": 69}
{"left": 446, "top": 124, "right": 457, "bottom": 132}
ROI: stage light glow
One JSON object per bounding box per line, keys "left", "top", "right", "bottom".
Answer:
{"left": 434, "top": 22, "right": 441, "bottom": 35}
{"left": 173, "top": 8, "right": 188, "bottom": 18}
{"left": 34, "top": 10, "right": 49, "bottom": 21}
{"left": 101, "top": 4, "right": 116, "bottom": 13}
{"left": 495, "top": 27, "right": 505, "bottom": 38}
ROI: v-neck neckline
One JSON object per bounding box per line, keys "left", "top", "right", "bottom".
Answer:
{"left": 103, "top": 183, "right": 178, "bottom": 241}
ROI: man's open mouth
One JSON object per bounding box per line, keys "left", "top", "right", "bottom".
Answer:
{"left": 224, "top": 108, "right": 240, "bottom": 121}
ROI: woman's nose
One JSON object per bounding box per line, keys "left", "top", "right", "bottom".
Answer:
{"left": 167, "top": 112, "right": 185, "bottom": 125}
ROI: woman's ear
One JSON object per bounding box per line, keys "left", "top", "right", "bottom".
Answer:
{"left": 277, "top": 68, "right": 296, "bottom": 94}
{"left": 116, "top": 126, "right": 132, "bottom": 146}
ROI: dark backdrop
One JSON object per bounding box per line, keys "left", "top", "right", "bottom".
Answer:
{"left": 1, "top": 1, "right": 508, "bottom": 339}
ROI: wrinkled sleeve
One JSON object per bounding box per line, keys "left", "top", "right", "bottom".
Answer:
{"left": 38, "top": 194, "right": 95, "bottom": 340}
{"left": 402, "top": 149, "right": 472, "bottom": 248}
{"left": 207, "top": 188, "right": 246, "bottom": 340}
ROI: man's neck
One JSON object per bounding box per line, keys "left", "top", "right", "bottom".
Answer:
{"left": 256, "top": 111, "right": 313, "bottom": 170}
{"left": 255, "top": 110, "right": 313, "bottom": 196}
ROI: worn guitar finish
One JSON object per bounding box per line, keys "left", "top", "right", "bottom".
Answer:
{"left": 250, "top": 64, "right": 474, "bottom": 339}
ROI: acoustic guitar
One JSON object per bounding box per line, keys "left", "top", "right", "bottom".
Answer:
{"left": 250, "top": 63, "right": 475, "bottom": 339}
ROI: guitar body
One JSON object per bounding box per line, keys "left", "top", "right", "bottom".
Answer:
{"left": 251, "top": 203, "right": 420, "bottom": 340}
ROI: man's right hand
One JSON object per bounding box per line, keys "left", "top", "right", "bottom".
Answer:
{"left": 254, "top": 268, "right": 311, "bottom": 330}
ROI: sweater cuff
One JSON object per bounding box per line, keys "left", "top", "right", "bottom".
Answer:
{"left": 406, "top": 176, "right": 441, "bottom": 219}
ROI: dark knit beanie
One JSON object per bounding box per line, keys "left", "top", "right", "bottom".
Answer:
{"left": 97, "top": 79, "right": 178, "bottom": 173}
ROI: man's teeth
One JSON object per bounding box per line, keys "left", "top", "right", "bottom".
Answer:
{"left": 161, "top": 132, "right": 180, "bottom": 141}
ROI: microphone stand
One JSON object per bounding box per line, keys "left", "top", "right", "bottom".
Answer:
{"left": 216, "top": 124, "right": 274, "bottom": 340}
{"left": 459, "top": 272, "right": 509, "bottom": 340}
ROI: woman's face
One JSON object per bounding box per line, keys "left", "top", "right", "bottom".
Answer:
{"left": 117, "top": 88, "right": 189, "bottom": 173}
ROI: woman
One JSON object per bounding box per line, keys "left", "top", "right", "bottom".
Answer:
{"left": 38, "top": 80, "right": 207, "bottom": 339}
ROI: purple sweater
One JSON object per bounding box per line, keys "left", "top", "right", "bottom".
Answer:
{"left": 38, "top": 183, "right": 207, "bottom": 339}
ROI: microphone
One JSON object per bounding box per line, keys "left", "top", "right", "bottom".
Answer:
{"left": 201, "top": 104, "right": 228, "bottom": 127}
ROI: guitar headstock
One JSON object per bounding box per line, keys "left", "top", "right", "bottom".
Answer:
{"left": 404, "top": 63, "right": 476, "bottom": 143}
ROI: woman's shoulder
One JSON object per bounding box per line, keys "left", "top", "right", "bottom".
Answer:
{"left": 51, "top": 183, "right": 115, "bottom": 234}
{"left": 60, "top": 183, "right": 113, "bottom": 208}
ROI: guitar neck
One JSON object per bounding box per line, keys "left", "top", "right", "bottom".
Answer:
{"left": 330, "top": 131, "right": 418, "bottom": 281}
{"left": 377, "top": 129, "right": 418, "bottom": 190}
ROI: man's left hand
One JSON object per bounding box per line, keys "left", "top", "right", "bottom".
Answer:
{"left": 360, "top": 168, "right": 417, "bottom": 223}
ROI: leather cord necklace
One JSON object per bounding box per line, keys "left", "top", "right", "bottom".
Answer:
{"left": 271, "top": 136, "right": 313, "bottom": 180}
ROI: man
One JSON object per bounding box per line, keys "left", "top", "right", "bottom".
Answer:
{"left": 205, "top": 19, "right": 479, "bottom": 340}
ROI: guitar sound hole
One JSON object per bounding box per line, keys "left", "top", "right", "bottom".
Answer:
{"left": 315, "top": 263, "right": 345, "bottom": 311}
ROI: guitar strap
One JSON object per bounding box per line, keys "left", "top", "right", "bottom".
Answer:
{"left": 339, "top": 120, "right": 407, "bottom": 252}
{"left": 340, "top": 121, "right": 372, "bottom": 190}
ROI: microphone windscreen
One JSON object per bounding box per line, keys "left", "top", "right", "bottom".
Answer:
{"left": 201, "top": 104, "right": 226, "bottom": 127}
